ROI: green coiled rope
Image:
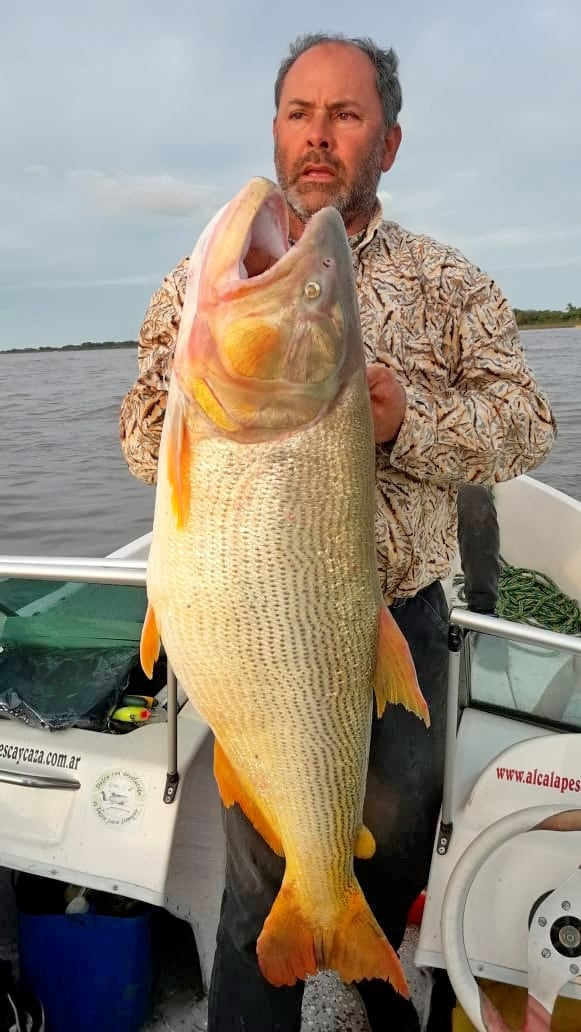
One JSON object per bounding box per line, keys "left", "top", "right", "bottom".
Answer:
{"left": 496, "top": 560, "right": 581, "bottom": 635}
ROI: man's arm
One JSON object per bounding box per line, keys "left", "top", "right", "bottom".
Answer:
{"left": 377, "top": 265, "right": 556, "bottom": 484}
{"left": 119, "top": 258, "right": 189, "bottom": 484}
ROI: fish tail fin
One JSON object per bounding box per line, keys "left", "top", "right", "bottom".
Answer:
{"left": 257, "top": 878, "right": 408, "bottom": 995}
{"left": 257, "top": 879, "right": 318, "bottom": 987}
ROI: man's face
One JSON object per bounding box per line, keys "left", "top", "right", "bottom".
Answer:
{"left": 273, "top": 43, "right": 401, "bottom": 232}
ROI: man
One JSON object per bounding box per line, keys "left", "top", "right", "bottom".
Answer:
{"left": 120, "top": 33, "right": 556, "bottom": 1031}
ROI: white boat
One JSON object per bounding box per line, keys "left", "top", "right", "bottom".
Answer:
{"left": 1, "top": 473, "right": 580, "bottom": 1031}
{"left": 419, "top": 477, "right": 581, "bottom": 1031}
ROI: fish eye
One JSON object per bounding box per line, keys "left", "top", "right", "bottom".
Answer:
{"left": 304, "top": 281, "right": 322, "bottom": 299}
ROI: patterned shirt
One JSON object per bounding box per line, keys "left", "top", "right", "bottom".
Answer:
{"left": 119, "top": 202, "right": 556, "bottom": 599}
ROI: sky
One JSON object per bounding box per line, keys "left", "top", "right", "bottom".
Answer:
{"left": 1, "top": 0, "right": 580, "bottom": 350}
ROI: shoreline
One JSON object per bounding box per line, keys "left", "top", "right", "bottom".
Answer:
{"left": 518, "top": 322, "right": 580, "bottom": 331}
{"left": 0, "top": 342, "right": 137, "bottom": 355}
{"left": 1, "top": 324, "right": 579, "bottom": 355}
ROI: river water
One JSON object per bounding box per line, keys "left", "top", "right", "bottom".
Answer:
{"left": 1, "top": 328, "right": 579, "bottom": 556}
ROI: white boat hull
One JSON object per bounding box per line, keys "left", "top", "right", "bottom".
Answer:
{"left": 1, "top": 472, "right": 580, "bottom": 1016}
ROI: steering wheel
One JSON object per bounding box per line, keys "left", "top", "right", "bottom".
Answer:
{"left": 440, "top": 804, "right": 581, "bottom": 1032}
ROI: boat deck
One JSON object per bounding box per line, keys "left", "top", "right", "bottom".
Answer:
{"left": 0, "top": 867, "right": 426, "bottom": 1031}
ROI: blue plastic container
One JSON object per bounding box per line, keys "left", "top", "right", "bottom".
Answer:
{"left": 18, "top": 909, "right": 152, "bottom": 1031}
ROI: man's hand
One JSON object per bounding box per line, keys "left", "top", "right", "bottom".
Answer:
{"left": 366, "top": 363, "right": 407, "bottom": 444}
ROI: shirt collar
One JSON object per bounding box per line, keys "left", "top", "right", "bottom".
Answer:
{"left": 288, "top": 198, "right": 383, "bottom": 254}
{"left": 349, "top": 199, "right": 383, "bottom": 254}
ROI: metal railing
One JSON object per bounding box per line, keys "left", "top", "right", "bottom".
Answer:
{"left": 4, "top": 562, "right": 581, "bottom": 817}
{"left": 450, "top": 607, "right": 581, "bottom": 657}
{"left": 0, "top": 557, "right": 148, "bottom": 587}
{"left": 437, "top": 606, "right": 581, "bottom": 854}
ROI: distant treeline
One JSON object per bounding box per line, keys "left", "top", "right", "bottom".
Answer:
{"left": 513, "top": 303, "right": 581, "bottom": 328}
{"left": 2, "top": 305, "right": 580, "bottom": 355}
{"left": 1, "top": 340, "right": 138, "bottom": 355}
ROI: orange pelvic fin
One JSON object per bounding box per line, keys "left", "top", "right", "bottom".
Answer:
{"left": 140, "top": 603, "right": 161, "bottom": 679}
{"left": 373, "top": 606, "right": 430, "bottom": 727}
{"left": 257, "top": 878, "right": 408, "bottom": 993}
{"left": 354, "top": 824, "right": 376, "bottom": 860}
{"left": 213, "top": 739, "right": 283, "bottom": 857}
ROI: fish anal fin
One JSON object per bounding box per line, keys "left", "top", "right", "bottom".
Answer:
{"left": 140, "top": 603, "right": 161, "bottom": 679}
{"left": 373, "top": 606, "right": 430, "bottom": 727}
{"left": 213, "top": 740, "right": 284, "bottom": 857}
{"left": 354, "top": 824, "right": 376, "bottom": 860}
{"left": 257, "top": 880, "right": 408, "bottom": 993}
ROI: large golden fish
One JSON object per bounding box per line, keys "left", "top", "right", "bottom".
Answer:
{"left": 140, "top": 177, "right": 429, "bottom": 993}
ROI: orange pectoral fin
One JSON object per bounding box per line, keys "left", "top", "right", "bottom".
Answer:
{"left": 213, "top": 740, "right": 284, "bottom": 857}
{"left": 164, "top": 389, "right": 192, "bottom": 529}
{"left": 191, "top": 378, "right": 238, "bottom": 432}
{"left": 140, "top": 603, "right": 161, "bottom": 679}
{"left": 373, "top": 606, "right": 430, "bottom": 726}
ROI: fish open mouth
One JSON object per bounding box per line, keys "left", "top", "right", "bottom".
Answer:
{"left": 233, "top": 180, "right": 343, "bottom": 293}
{"left": 239, "top": 188, "right": 289, "bottom": 280}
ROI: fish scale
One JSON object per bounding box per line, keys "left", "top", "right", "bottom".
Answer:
{"left": 150, "top": 374, "right": 378, "bottom": 909}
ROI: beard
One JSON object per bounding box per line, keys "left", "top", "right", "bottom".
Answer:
{"left": 274, "top": 136, "right": 385, "bottom": 228}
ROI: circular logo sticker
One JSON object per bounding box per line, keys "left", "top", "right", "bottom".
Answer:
{"left": 91, "top": 769, "right": 146, "bottom": 828}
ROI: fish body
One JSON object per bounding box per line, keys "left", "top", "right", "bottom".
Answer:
{"left": 141, "top": 177, "right": 429, "bottom": 991}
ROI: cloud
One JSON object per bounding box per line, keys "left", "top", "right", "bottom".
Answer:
{"left": 452, "top": 169, "right": 479, "bottom": 182}
{"left": 1, "top": 0, "right": 580, "bottom": 351}
{"left": 379, "top": 188, "right": 446, "bottom": 218}
{"left": 377, "top": 190, "right": 393, "bottom": 209}
{"left": 455, "top": 225, "right": 581, "bottom": 252}
{"left": 66, "top": 170, "right": 222, "bottom": 219}
{"left": 491, "top": 254, "right": 581, "bottom": 273}
{"left": 4, "top": 274, "right": 163, "bottom": 291}
{"left": 24, "top": 164, "right": 50, "bottom": 177}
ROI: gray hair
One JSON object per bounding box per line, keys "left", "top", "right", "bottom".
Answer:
{"left": 274, "top": 33, "right": 402, "bottom": 128}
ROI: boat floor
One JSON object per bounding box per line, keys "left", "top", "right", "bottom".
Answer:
{"left": 0, "top": 868, "right": 428, "bottom": 1031}
{"left": 141, "top": 933, "right": 427, "bottom": 1032}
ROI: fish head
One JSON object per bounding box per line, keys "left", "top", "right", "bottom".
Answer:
{"left": 173, "top": 176, "right": 364, "bottom": 440}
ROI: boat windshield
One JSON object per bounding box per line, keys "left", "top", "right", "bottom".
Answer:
{"left": 466, "top": 628, "right": 581, "bottom": 730}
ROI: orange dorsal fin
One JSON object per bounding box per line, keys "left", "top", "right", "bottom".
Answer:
{"left": 257, "top": 877, "right": 408, "bottom": 993}
{"left": 373, "top": 606, "right": 430, "bottom": 726}
{"left": 213, "top": 740, "right": 284, "bottom": 857}
{"left": 354, "top": 824, "right": 376, "bottom": 860}
{"left": 140, "top": 603, "right": 161, "bottom": 679}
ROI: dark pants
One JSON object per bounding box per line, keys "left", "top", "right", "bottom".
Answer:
{"left": 207, "top": 581, "right": 449, "bottom": 1032}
